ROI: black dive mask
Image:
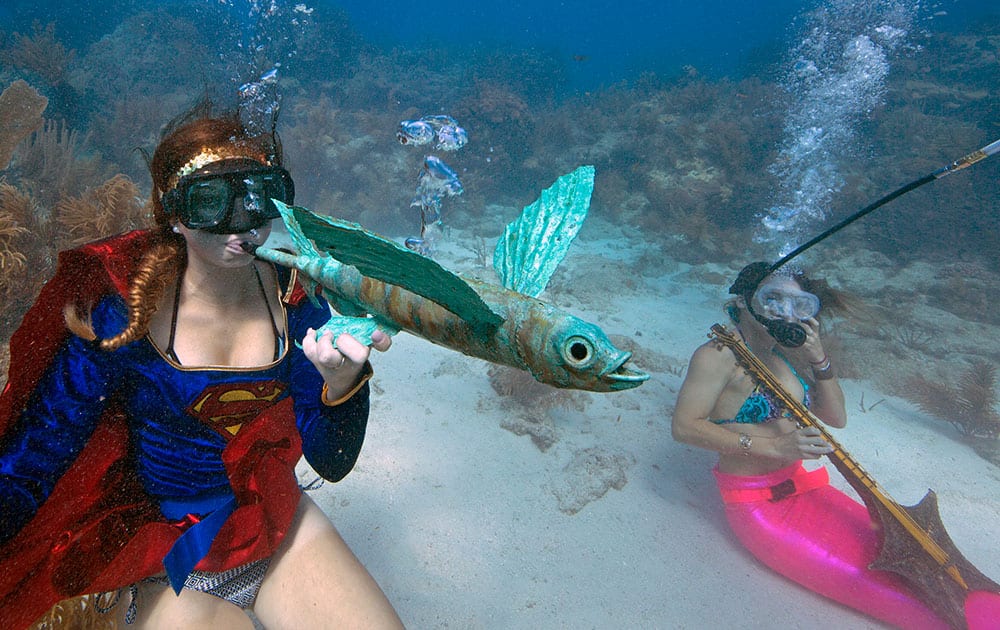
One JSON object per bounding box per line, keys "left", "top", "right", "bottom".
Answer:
{"left": 163, "top": 165, "right": 294, "bottom": 234}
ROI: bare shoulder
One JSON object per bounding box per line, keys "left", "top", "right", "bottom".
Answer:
{"left": 689, "top": 339, "right": 737, "bottom": 373}
{"left": 674, "top": 339, "right": 739, "bottom": 421}
{"left": 678, "top": 340, "right": 739, "bottom": 396}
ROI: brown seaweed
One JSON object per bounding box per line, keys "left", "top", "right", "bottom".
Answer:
{"left": 904, "top": 362, "right": 1000, "bottom": 439}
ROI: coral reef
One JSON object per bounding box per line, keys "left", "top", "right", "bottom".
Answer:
{"left": 462, "top": 79, "right": 532, "bottom": 126}
{"left": 902, "top": 361, "right": 1000, "bottom": 440}
{"left": 2, "top": 22, "right": 75, "bottom": 87}
{"left": 280, "top": 95, "right": 412, "bottom": 234}
{"left": 0, "top": 79, "right": 48, "bottom": 169}
{"left": 66, "top": 9, "right": 223, "bottom": 179}
{"left": 925, "top": 262, "right": 1000, "bottom": 326}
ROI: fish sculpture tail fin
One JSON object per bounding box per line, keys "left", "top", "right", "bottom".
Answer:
{"left": 274, "top": 199, "right": 323, "bottom": 260}
{"left": 273, "top": 199, "right": 326, "bottom": 304}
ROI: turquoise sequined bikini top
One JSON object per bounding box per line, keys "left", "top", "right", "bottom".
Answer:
{"left": 712, "top": 353, "right": 810, "bottom": 425}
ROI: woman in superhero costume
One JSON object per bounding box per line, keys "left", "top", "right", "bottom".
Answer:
{"left": 0, "top": 109, "right": 404, "bottom": 628}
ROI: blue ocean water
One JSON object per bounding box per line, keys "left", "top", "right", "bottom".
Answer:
{"left": 331, "top": 0, "right": 808, "bottom": 89}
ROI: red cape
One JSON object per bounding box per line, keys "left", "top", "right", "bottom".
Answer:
{"left": 0, "top": 231, "right": 306, "bottom": 629}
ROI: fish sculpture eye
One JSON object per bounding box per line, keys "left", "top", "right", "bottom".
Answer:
{"left": 561, "top": 336, "right": 596, "bottom": 369}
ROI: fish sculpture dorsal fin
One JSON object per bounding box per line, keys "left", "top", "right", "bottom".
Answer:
{"left": 289, "top": 203, "right": 505, "bottom": 336}
{"left": 493, "top": 165, "right": 594, "bottom": 297}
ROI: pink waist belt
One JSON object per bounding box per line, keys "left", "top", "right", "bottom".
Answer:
{"left": 718, "top": 465, "right": 830, "bottom": 504}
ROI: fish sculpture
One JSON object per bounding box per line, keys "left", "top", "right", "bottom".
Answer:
{"left": 245, "top": 166, "right": 649, "bottom": 392}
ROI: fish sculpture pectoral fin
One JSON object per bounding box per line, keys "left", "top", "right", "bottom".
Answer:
{"left": 308, "top": 315, "right": 399, "bottom": 348}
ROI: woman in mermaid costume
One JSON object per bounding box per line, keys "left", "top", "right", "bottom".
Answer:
{"left": 671, "top": 263, "right": 947, "bottom": 629}
{"left": 0, "top": 107, "right": 403, "bottom": 628}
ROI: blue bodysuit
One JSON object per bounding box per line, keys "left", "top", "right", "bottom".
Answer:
{"left": 0, "top": 287, "right": 366, "bottom": 539}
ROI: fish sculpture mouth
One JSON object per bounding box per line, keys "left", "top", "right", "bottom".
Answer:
{"left": 602, "top": 352, "right": 650, "bottom": 391}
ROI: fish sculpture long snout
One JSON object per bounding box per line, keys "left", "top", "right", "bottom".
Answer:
{"left": 528, "top": 308, "right": 649, "bottom": 391}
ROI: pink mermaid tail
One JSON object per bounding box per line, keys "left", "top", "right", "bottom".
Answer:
{"left": 714, "top": 462, "right": 948, "bottom": 630}
{"left": 965, "top": 591, "right": 1000, "bottom": 629}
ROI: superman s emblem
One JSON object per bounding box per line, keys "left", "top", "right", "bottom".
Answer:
{"left": 187, "top": 380, "right": 286, "bottom": 439}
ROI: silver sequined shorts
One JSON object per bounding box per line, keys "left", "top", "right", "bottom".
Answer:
{"left": 120, "top": 557, "right": 271, "bottom": 624}
{"left": 178, "top": 557, "right": 271, "bottom": 607}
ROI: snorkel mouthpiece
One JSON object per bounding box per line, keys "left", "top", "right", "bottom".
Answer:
{"left": 763, "top": 319, "right": 807, "bottom": 347}
{"left": 239, "top": 241, "right": 259, "bottom": 255}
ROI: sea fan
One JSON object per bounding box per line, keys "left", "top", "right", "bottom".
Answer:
{"left": 0, "top": 184, "right": 35, "bottom": 299}
{"left": 54, "top": 174, "right": 149, "bottom": 247}
{"left": 904, "top": 361, "right": 1000, "bottom": 439}
{"left": 0, "top": 205, "right": 29, "bottom": 274}
{"left": 0, "top": 80, "right": 48, "bottom": 169}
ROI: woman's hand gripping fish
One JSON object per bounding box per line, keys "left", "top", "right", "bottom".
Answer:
{"left": 244, "top": 166, "right": 648, "bottom": 392}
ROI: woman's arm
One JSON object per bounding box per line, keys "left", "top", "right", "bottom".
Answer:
{"left": 792, "top": 318, "right": 847, "bottom": 428}
{"left": 671, "top": 342, "right": 749, "bottom": 455}
{"left": 287, "top": 298, "right": 375, "bottom": 482}
{"left": 807, "top": 378, "right": 847, "bottom": 428}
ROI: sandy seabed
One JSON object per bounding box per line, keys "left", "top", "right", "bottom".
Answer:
{"left": 283, "top": 215, "right": 1000, "bottom": 630}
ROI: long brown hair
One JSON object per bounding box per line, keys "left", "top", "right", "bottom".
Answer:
{"left": 68, "top": 108, "right": 282, "bottom": 350}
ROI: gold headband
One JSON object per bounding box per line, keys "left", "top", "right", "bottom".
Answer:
{"left": 168, "top": 147, "right": 269, "bottom": 189}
